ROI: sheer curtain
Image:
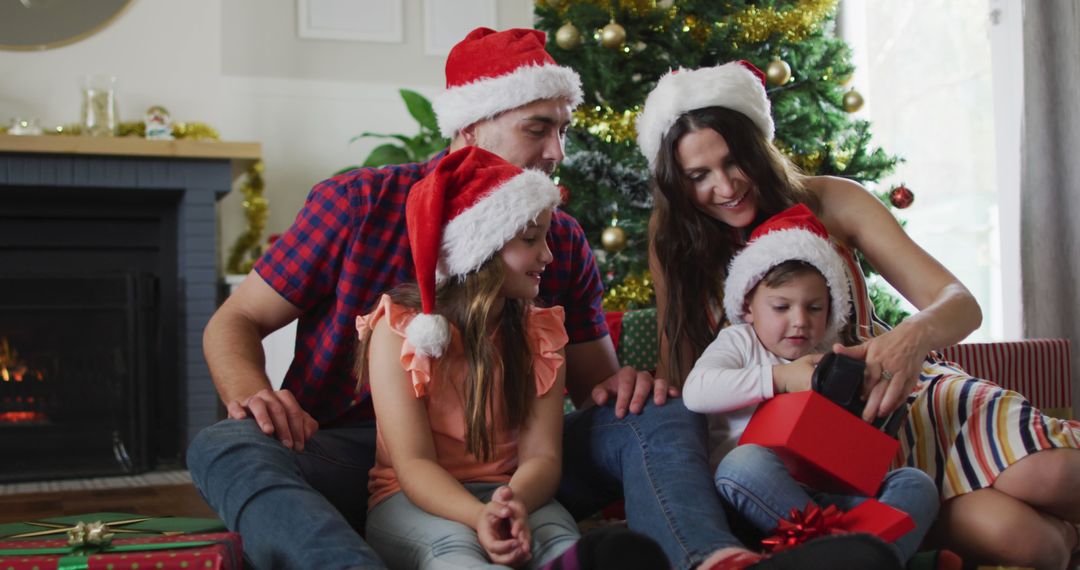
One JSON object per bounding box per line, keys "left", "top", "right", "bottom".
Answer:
{"left": 1020, "top": 1, "right": 1080, "bottom": 418}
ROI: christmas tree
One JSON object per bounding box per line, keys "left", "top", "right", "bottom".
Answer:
{"left": 535, "top": 0, "right": 909, "bottom": 325}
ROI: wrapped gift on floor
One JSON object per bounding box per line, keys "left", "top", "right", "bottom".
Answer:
{"left": 763, "top": 499, "right": 915, "bottom": 551}
{"left": 739, "top": 391, "right": 898, "bottom": 496}
{"left": 0, "top": 513, "right": 241, "bottom": 570}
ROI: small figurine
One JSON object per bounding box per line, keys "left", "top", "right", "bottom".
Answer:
{"left": 144, "top": 105, "right": 174, "bottom": 140}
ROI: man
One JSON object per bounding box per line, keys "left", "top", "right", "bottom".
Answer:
{"left": 188, "top": 28, "right": 894, "bottom": 570}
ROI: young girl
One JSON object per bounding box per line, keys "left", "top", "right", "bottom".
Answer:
{"left": 355, "top": 147, "right": 667, "bottom": 570}
{"left": 683, "top": 204, "right": 939, "bottom": 566}
{"left": 638, "top": 61, "right": 1080, "bottom": 570}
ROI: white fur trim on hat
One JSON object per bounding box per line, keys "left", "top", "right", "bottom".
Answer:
{"left": 723, "top": 228, "right": 851, "bottom": 345}
{"left": 437, "top": 168, "right": 561, "bottom": 281}
{"left": 636, "top": 63, "right": 774, "bottom": 172}
{"left": 405, "top": 312, "right": 451, "bottom": 358}
{"left": 434, "top": 64, "right": 584, "bottom": 139}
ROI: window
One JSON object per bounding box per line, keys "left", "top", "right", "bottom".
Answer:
{"left": 840, "top": 0, "right": 1007, "bottom": 341}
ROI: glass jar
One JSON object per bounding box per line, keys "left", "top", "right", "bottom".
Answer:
{"left": 80, "top": 74, "right": 118, "bottom": 137}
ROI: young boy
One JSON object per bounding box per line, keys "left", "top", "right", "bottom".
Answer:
{"left": 683, "top": 204, "right": 940, "bottom": 565}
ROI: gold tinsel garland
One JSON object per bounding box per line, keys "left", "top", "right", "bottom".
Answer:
{"left": 729, "top": 0, "right": 838, "bottom": 44}
{"left": 44, "top": 121, "right": 220, "bottom": 140}
{"left": 540, "top": 0, "right": 658, "bottom": 18}
{"left": 226, "top": 161, "right": 269, "bottom": 275}
{"left": 603, "top": 271, "right": 655, "bottom": 312}
{"left": 573, "top": 105, "right": 640, "bottom": 145}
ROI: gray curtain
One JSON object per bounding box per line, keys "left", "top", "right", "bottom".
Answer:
{"left": 1021, "top": 0, "right": 1080, "bottom": 418}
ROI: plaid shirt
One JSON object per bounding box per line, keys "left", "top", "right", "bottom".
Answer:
{"left": 255, "top": 152, "right": 607, "bottom": 425}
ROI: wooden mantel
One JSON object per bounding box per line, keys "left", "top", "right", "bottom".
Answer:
{"left": 0, "top": 133, "right": 261, "bottom": 177}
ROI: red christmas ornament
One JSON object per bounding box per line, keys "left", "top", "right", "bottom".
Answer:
{"left": 761, "top": 503, "right": 847, "bottom": 553}
{"left": 890, "top": 185, "right": 914, "bottom": 209}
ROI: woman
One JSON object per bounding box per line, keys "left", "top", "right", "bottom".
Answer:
{"left": 638, "top": 61, "right": 1080, "bottom": 570}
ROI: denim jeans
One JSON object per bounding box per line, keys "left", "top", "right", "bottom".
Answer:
{"left": 186, "top": 418, "right": 383, "bottom": 569}
{"left": 559, "top": 399, "right": 741, "bottom": 570}
{"left": 366, "top": 482, "right": 579, "bottom": 569}
{"left": 188, "top": 398, "right": 740, "bottom": 570}
{"left": 713, "top": 444, "right": 940, "bottom": 563}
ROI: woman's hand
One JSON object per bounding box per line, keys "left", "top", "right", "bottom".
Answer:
{"left": 833, "top": 320, "right": 929, "bottom": 422}
{"left": 476, "top": 486, "right": 532, "bottom": 567}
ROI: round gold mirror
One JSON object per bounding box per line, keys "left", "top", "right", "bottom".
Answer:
{"left": 0, "top": 0, "right": 133, "bottom": 51}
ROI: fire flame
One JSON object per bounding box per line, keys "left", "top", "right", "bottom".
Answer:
{"left": 1, "top": 336, "right": 37, "bottom": 382}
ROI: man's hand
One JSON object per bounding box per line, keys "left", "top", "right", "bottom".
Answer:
{"left": 226, "top": 388, "right": 319, "bottom": 451}
{"left": 590, "top": 366, "right": 680, "bottom": 418}
{"left": 477, "top": 486, "right": 531, "bottom": 567}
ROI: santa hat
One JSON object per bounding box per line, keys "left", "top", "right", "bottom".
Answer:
{"left": 636, "top": 61, "right": 774, "bottom": 173}
{"left": 723, "top": 204, "right": 851, "bottom": 343}
{"left": 433, "top": 27, "right": 584, "bottom": 139}
{"left": 405, "top": 146, "right": 561, "bottom": 357}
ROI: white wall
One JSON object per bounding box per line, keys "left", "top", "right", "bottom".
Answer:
{"left": 0, "top": 0, "right": 531, "bottom": 270}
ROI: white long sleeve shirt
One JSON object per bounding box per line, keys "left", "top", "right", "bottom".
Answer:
{"left": 683, "top": 323, "right": 785, "bottom": 469}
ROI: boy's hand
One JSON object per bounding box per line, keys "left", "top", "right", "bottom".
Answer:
{"left": 477, "top": 486, "right": 531, "bottom": 567}
{"left": 773, "top": 354, "right": 823, "bottom": 393}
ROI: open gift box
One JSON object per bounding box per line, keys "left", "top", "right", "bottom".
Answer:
{"left": 739, "top": 391, "right": 899, "bottom": 497}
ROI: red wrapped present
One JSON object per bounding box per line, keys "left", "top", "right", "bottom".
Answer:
{"left": 0, "top": 514, "right": 241, "bottom": 570}
{"left": 738, "top": 391, "right": 898, "bottom": 496}
{"left": 839, "top": 499, "right": 915, "bottom": 543}
{"left": 761, "top": 500, "right": 915, "bottom": 552}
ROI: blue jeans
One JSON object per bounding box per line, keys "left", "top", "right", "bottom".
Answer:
{"left": 187, "top": 398, "right": 739, "bottom": 570}
{"left": 713, "top": 444, "right": 940, "bottom": 563}
{"left": 366, "top": 482, "right": 579, "bottom": 569}
{"left": 186, "top": 418, "right": 382, "bottom": 569}
{"left": 559, "top": 399, "right": 741, "bottom": 570}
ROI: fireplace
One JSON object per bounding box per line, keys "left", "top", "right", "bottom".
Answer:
{"left": 0, "top": 138, "right": 254, "bottom": 482}
{"left": 0, "top": 272, "right": 160, "bottom": 480}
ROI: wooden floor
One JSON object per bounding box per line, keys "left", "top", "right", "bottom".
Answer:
{"left": 0, "top": 483, "right": 218, "bottom": 524}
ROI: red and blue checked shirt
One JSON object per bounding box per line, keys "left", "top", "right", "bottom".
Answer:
{"left": 254, "top": 152, "right": 608, "bottom": 426}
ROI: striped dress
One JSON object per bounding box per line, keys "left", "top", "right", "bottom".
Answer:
{"left": 834, "top": 244, "right": 1080, "bottom": 500}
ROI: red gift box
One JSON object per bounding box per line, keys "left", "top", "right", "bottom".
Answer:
{"left": 738, "top": 391, "right": 898, "bottom": 496}
{"left": 840, "top": 499, "right": 915, "bottom": 543}
{"left": 0, "top": 531, "right": 242, "bottom": 570}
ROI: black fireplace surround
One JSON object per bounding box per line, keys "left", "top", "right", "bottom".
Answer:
{"left": 0, "top": 151, "right": 233, "bottom": 482}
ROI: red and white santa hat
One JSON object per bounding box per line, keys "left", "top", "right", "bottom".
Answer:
{"left": 724, "top": 204, "right": 851, "bottom": 343}
{"left": 433, "top": 27, "right": 584, "bottom": 139}
{"left": 405, "top": 146, "right": 561, "bottom": 357}
{"left": 636, "top": 61, "right": 774, "bottom": 173}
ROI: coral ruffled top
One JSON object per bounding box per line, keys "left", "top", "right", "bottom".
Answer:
{"left": 356, "top": 294, "right": 568, "bottom": 509}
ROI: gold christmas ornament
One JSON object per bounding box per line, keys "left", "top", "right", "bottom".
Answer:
{"left": 555, "top": 22, "right": 582, "bottom": 49}
{"left": 601, "top": 225, "right": 628, "bottom": 253}
{"left": 544, "top": 0, "right": 565, "bottom": 8}
{"left": 600, "top": 21, "right": 627, "bottom": 49}
{"left": 766, "top": 59, "right": 792, "bottom": 86}
{"left": 842, "top": 88, "right": 865, "bottom": 113}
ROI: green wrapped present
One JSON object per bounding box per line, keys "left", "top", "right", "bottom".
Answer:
{"left": 617, "top": 307, "right": 659, "bottom": 372}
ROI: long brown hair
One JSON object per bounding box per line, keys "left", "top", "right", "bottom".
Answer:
{"left": 651, "top": 106, "right": 818, "bottom": 385}
{"left": 355, "top": 257, "right": 534, "bottom": 462}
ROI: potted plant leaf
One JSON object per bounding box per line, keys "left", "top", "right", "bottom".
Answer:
{"left": 338, "top": 89, "right": 449, "bottom": 174}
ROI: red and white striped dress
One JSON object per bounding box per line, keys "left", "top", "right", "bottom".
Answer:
{"left": 834, "top": 245, "right": 1080, "bottom": 500}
